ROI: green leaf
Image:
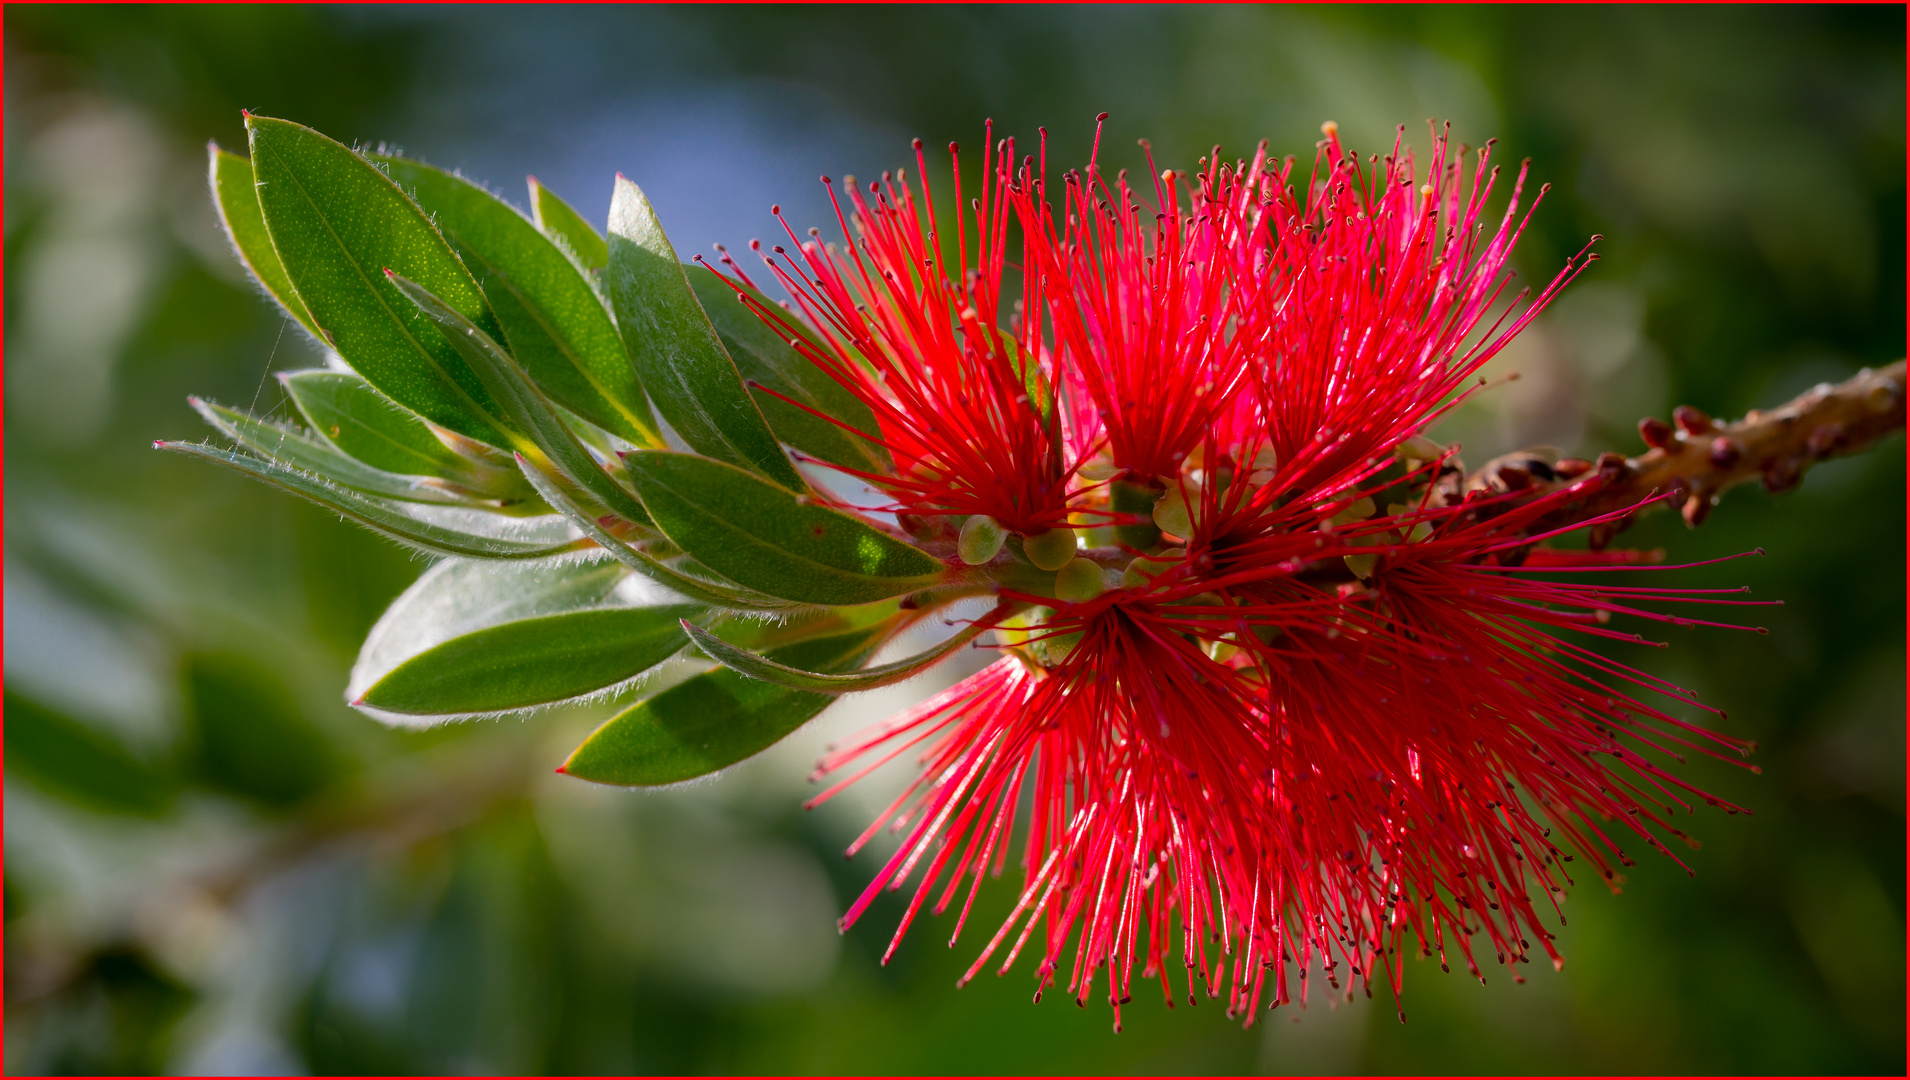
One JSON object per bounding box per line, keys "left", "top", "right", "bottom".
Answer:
{"left": 681, "top": 600, "right": 1006, "bottom": 694}
{"left": 278, "top": 369, "right": 535, "bottom": 504}
{"left": 515, "top": 453, "right": 804, "bottom": 610}
{"left": 376, "top": 155, "right": 659, "bottom": 447}
{"left": 159, "top": 440, "right": 588, "bottom": 560}
{"left": 605, "top": 175, "right": 804, "bottom": 490}
{"left": 685, "top": 266, "right": 890, "bottom": 474}
{"left": 280, "top": 368, "right": 470, "bottom": 476}
{"left": 189, "top": 395, "right": 479, "bottom": 506}
{"left": 358, "top": 604, "right": 699, "bottom": 716}
{"left": 350, "top": 554, "right": 632, "bottom": 711}
{"left": 624, "top": 450, "right": 945, "bottom": 605}
{"left": 387, "top": 271, "right": 652, "bottom": 528}
{"left": 245, "top": 114, "right": 512, "bottom": 446}
{"left": 560, "top": 623, "right": 890, "bottom": 786}
{"left": 4, "top": 691, "right": 176, "bottom": 817}
{"left": 208, "top": 144, "right": 321, "bottom": 340}
{"left": 529, "top": 175, "right": 608, "bottom": 270}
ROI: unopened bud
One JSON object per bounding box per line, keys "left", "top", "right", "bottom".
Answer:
{"left": 1707, "top": 436, "right": 1742, "bottom": 469}
{"left": 1055, "top": 557, "right": 1107, "bottom": 603}
{"left": 1806, "top": 423, "right": 1846, "bottom": 460}
{"left": 1637, "top": 416, "right": 1675, "bottom": 450}
{"left": 1672, "top": 405, "right": 1712, "bottom": 435}
{"left": 958, "top": 514, "right": 1007, "bottom": 565}
{"left": 1022, "top": 526, "right": 1078, "bottom": 571}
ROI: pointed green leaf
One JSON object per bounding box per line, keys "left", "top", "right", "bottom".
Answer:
{"left": 208, "top": 144, "right": 322, "bottom": 340}
{"left": 280, "top": 368, "right": 469, "bottom": 475}
{"left": 159, "top": 440, "right": 587, "bottom": 560}
{"left": 515, "top": 453, "right": 803, "bottom": 610}
{"left": 245, "top": 114, "right": 511, "bottom": 446}
{"left": 560, "top": 623, "right": 890, "bottom": 786}
{"left": 605, "top": 175, "right": 804, "bottom": 490}
{"left": 686, "top": 266, "right": 890, "bottom": 474}
{"left": 529, "top": 176, "right": 608, "bottom": 270}
{"left": 377, "top": 155, "right": 659, "bottom": 447}
{"left": 682, "top": 601, "right": 1005, "bottom": 694}
{"left": 388, "top": 271, "right": 652, "bottom": 528}
{"left": 190, "top": 396, "right": 481, "bottom": 506}
{"left": 350, "top": 554, "right": 631, "bottom": 708}
{"left": 278, "top": 369, "right": 534, "bottom": 505}
{"left": 624, "top": 450, "right": 945, "bottom": 605}
{"left": 5, "top": 691, "right": 177, "bottom": 817}
{"left": 358, "top": 604, "right": 699, "bottom": 715}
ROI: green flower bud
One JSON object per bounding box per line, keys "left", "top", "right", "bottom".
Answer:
{"left": 957, "top": 514, "right": 1007, "bottom": 565}
{"left": 1122, "top": 548, "right": 1185, "bottom": 588}
{"left": 1023, "top": 526, "right": 1078, "bottom": 571}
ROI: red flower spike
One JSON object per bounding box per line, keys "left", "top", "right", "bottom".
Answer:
{"left": 753, "top": 121, "right": 1758, "bottom": 1027}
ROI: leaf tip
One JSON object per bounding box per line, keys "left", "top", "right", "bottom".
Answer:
{"left": 553, "top": 763, "right": 569, "bottom": 775}
{"left": 349, "top": 695, "right": 367, "bottom": 708}
{"left": 152, "top": 439, "right": 168, "bottom": 450}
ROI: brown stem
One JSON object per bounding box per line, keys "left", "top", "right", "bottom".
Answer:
{"left": 1467, "top": 360, "right": 1905, "bottom": 549}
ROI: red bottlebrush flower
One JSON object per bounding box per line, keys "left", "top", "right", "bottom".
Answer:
{"left": 731, "top": 120, "right": 1766, "bottom": 1029}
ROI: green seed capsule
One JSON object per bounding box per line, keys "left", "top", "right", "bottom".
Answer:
{"left": 1152, "top": 485, "right": 1194, "bottom": 539}
{"left": 1122, "top": 547, "right": 1185, "bottom": 588}
{"left": 957, "top": 514, "right": 1007, "bottom": 565}
{"left": 1055, "top": 557, "right": 1107, "bottom": 603}
{"left": 1022, "top": 526, "right": 1078, "bottom": 571}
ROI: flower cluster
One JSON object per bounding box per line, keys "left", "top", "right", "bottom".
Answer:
{"left": 715, "top": 121, "right": 1761, "bottom": 1027}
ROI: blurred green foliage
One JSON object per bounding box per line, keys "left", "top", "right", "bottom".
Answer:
{"left": 5, "top": 5, "right": 1901, "bottom": 1075}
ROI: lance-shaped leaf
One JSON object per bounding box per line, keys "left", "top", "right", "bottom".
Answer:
{"left": 245, "top": 114, "right": 512, "bottom": 447}
{"left": 356, "top": 604, "right": 699, "bottom": 716}
{"left": 623, "top": 450, "right": 945, "bottom": 606}
{"left": 159, "top": 441, "right": 586, "bottom": 560}
{"left": 208, "top": 144, "right": 322, "bottom": 340}
{"left": 605, "top": 175, "right": 804, "bottom": 490}
{"left": 686, "top": 267, "right": 890, "bottom": 474}
{"left": 559, "top": 621, "right": 891, "bottom": 786}
{"left": 516, "top": 454, "right": 803, "bottom": 611}
{"left": 529, "top": 176, "right": 608, "bottom": 270}
{"left": 350, "top": 554, "right": 631, "bottom": 710}
{"left": 377, "top": 156, "right": 659, "bottom": 447}
{"left": 387, "top": 270, "right": 652, "bottom": 527}
{"left": 278, "top": 369, "right": 533, "bottom": 503}
{"left": 190, "top": 396, "right": 477, "bottom": 506}
{"left": 281, "top": 369, "right": 469, "bottom": 475}
{"left": 680, "top": 600, "right": 1008, "bottom": 694}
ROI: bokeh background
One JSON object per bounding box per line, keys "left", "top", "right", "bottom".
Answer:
{"left": 4, "top": 5, "right": 1903, "bottom": 1074}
